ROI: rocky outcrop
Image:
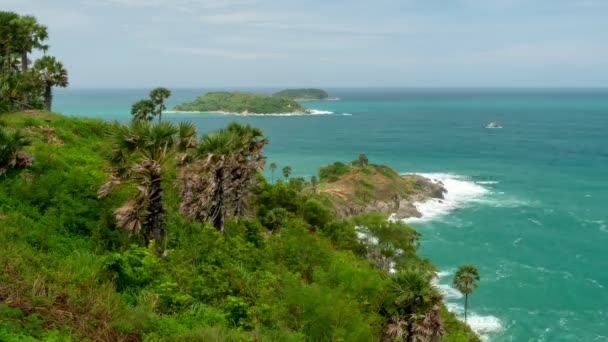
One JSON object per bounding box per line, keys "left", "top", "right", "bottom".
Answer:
{"left": 318, "top": 165, "right": 445, "bottom": 220}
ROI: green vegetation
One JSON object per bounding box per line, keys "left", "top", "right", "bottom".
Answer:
{"left": 0, "top": 110, "right": 479, "bottom": 341}
{"left": 453, "top": 265, "right": 480, "bottom": 323}
{"left": 173, "top": 92, "right": 308, "bottom": 114}
{"left": 1, "top": 12, "right": 68, "bottom": 113}
{"left": 272, "top": 88, "right": 330, "bottom": 100}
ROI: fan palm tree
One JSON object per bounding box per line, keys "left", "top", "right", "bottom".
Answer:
{"left": 384, "top": 269, "right": 445, "bottom": 342}
{"left": 131, "top": 99, "right": 155, "bottom": 122}
{"left": 98, "top": 120, "right": 178, "bottom": 251}
{"left": 149, "top": 87, "right": 171, "bottom": 123}
{"left": 32, "top": 56, "right": 68, "bottom": 111}
{"left": 13, "top": 15, "right": 48, "bottom": 73}
{"left": 282, "top": 165, "right": 291, "bottom": 180}
{"left": 269, "top": 162, "right": 277, "bottom": 184}
{"left": 0, "top": 127, "right": 33, "bottom": 175}
{"left": 177, "top": 123, "right": 267, "bottom": 232}
{"left": 453, "top": 264, "right": 480, "bottom": 323}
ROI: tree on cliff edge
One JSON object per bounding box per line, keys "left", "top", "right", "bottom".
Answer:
{"left": 453, "top": 264, "right": 480, "bottom": 323}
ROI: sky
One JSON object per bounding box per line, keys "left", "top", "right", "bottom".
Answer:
{"left": 1, "top": 0, "right": 608, "bottom": 88}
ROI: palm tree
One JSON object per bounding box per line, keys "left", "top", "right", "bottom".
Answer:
{"left": 384, "top": 269, "right": 445, "bottom": 342}
{"left": 269, "top": 162, "right": 277, "bottom": 184}
{"left": 149, "top": 87, "right": 171, "bottom": 123}
{"left": 177, "top": 123, "right": 267, "bottom": 232}
{"left": 32, "top": 56, "right": 68, "bottom": 111}
{"left": 98, "top": 120, "right": 178, "bottom": 251}
{"left": 131, "top": 99, "right": 155, "bottom": 122}
{"left": 453, "top": 264, "right": 480, "bottom": 323}
{"left": 0, "top": 127, "right": 33, "bottom": 175}
{"left": 311, "top": 175, "right": 317, "bottom": 194}
{"left": 282, "top": 165, "right": 291, "bottom": 180}
{"left": 13, "top": 15, "right": 48, "bottom": 73}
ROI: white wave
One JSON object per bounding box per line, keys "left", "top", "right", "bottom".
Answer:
{"left": 402, "top": 173, "right": 489, "bottom": 223}
{"left": 476, "top": 181, "right": 499, "bottom": 185}
{"left": 309, "top": 109, "right": 334, "bottom": 115}
{"left": 467, "top": 314, "right": 504, "bottom": 336}
{"left": 342, "top": 113, "right": 353, "bottom": 116}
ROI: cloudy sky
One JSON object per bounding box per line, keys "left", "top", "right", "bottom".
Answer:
{"left": 2, "top": 0, "right": 607, "bottom": 88}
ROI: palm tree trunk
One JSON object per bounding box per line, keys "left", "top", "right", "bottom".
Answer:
{"left": 44, "top": 84, "right": 52, "bottom": 111}
{"left": 464, "top": 294, "right": 468, "bottom": 323}
{"left": 145, "top": 171, "right": 166, "bottom": 252}
{"left": 158, "top": 99, "right": 163, "bottom": 123}
{"left": 22, "top": 52, "right": 30, "bottom": 104}
{"left": 21, "top": 52, "right": 28, "bottom": 73}
{"left": 213, "top": 167, "right": 225, "bottom": 232}
{"left": 271, "top": 170, "right": 274, "bottom": 184}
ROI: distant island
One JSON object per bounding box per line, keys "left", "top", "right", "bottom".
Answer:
{"left": 172, "top": 92, "right": 309, "bottom": 114}
{"left": 273, "top": 88, "right": 331, "bottom": 100}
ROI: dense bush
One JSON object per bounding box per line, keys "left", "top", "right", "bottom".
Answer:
{"left": 318, "top": 161, "right": 351, "bottom": 182}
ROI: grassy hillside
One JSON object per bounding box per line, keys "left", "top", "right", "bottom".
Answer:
{"left": 0, "top": 111, "right": 478, "bottom": 341}
{"left": 172, "top": 92, "right": 308, "bottom": 114}
{"left": 272, "top": 89, "right": 330, "bottom": 100}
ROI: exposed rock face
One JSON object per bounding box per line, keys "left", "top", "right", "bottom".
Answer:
{"left": 318, "top": 165, "right": 446, "bottom": 220}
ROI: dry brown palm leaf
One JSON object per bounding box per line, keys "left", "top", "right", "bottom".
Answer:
{"left": 384, "top": 316, "right": 409, "bottom": 341}
{"left": 115, "top": 199, "right": 145, "bottom": 235}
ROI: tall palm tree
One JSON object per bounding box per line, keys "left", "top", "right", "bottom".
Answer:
{"left": 98, "top": 120, "right": 178, "bottom": 251}
{"left": 282, "top": 165, "right": 291, "bottom": 180}
{"left": 453, "top": 264, "right": 480, "bottom": 323}
{"left": 149, "top": 87, "right": 171, "bottom": 123}
{"left": 13, "top": 15, "right": 48, "bottom": 73}
{"left": 269, "top": 162, "right": 277, "bottom": 184}
{"left": 177, "top": 123, "right": 267, "bottom": 232}
{"left": 131, "top": 99, "right": 155, "bottom": 122}
{"left": 32, "top": 56, "right": 68, "bottom": 111}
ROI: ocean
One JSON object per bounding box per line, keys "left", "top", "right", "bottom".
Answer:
{"left": 53, "top": 88, "right": 608, "bottom": 341}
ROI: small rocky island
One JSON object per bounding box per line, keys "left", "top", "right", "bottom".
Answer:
{"left": 172, "top": 91, "right": 309, "bottom": 114}
{"left": 316, "top": 157, "right": 445, "bottom": 219}
{"left": 273, "top": 88, "right": 331, "bottom": 100}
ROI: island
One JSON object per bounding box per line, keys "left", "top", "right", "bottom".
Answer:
{"left": 315, "top": 156, "right": 446, "bottom": 220}
{"left": 171, "top": 91, "right": 309, "bottom": 114}
{"left": 273, "top": 88, "right": 331, "bottom": 100}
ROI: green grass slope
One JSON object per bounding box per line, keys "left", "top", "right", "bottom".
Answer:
{"left": 0, "top": 111, "right": 478, "bottom": 341}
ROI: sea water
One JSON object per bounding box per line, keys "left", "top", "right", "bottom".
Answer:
{"left": 53, "top": 88, "right": 608, "bottom": 341}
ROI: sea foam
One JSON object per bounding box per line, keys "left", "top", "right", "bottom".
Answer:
{"left": 402, "top": 173, "right": 489, "bottom": 223}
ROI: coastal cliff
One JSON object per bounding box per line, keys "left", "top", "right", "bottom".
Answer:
{"left": 316, "top": 160, "right": 445, "bottom": 219}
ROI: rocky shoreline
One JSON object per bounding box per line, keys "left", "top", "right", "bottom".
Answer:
{"left": 330, "top": 174, "right": 446, "bottom": 219}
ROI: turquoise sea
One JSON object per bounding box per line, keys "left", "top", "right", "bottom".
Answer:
{"left": 54, "top": 88, "right": 608, "bottom": 341}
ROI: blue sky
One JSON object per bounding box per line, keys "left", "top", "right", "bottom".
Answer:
{"left": 2, "top": 0, "right": 607, "bottom": 88}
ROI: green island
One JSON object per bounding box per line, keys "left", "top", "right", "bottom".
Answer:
{"left": 272, "top": 88, "right": 331, "bottom": 100}
{"left": 0, "top": 11, "right": 481, "bottom": 342}
{"left": 172, "top": 92, "right": 309, "bottom": 114}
